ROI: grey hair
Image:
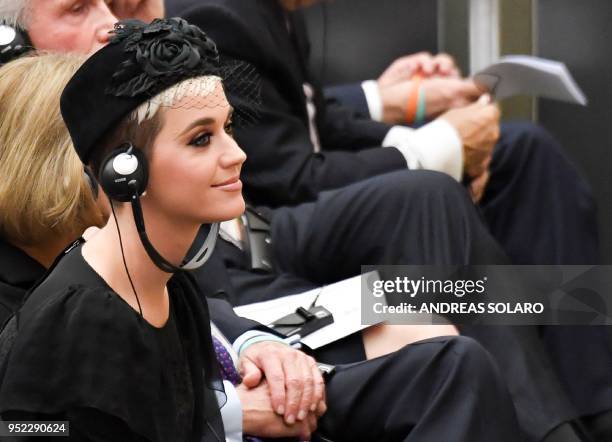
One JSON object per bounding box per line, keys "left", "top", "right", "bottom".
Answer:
{"left": 0, "top": 0, "right": 29, "bottom": 28}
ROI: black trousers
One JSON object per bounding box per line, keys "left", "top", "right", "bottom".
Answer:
{"left": 320, "top": 336, "right": 522, "bottom": 442}
{"left": 481, "top": 122, "right": 599, "bottom": 266}
{"left": 480, "top": 122, "right": 612, "bottom": 425}
{"left": 266, "top": 168, "right": 588, "bottom": 441}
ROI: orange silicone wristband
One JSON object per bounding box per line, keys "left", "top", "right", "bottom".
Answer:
{"left": 405, "top": 75, "right": 423, "bottom": 124}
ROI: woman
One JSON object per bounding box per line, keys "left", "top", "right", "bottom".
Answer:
{"left": 0, "top": 44, "right": 323, "bottom": 440}
{"left": 0, "top": 20, "right": 250, "bottom": 439}
{"left": 0, "top": 53, "right": 106, "bottom": 325}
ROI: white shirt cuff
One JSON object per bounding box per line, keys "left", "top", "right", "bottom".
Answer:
{"left": 361, "top": 80, "right": 383, "bottom": 122}
{"left": 232, "top": 330, "right": 285, "bottom": 357}
{"left": 219, "top": 380, "right": 243, "bottom": 442}
{"left": 382, "top": 119, "right": 464, "bottom": 181}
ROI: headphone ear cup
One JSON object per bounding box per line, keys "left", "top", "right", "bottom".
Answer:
{"left": 99, "top": 144, "right": 148, "bottom": 202}
{"left": 0, "top": 23, "right": 32, "bottom": 65}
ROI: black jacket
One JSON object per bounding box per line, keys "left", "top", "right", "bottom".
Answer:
{"left": 174, "top": 0, "right": 407, "bottom": 206}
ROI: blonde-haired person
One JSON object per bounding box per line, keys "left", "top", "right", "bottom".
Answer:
{"left": 0, "top": 52, "right": 106, "bottom": 324}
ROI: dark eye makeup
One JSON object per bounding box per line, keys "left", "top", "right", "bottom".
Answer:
{"left": 189, "top": 132, "right": 212, "bottom": 147}
{"left": 187, "top": 119, "right": 234, "bottom": 147}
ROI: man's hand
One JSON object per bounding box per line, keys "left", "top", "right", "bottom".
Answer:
{"left": 238, "top": 341, "right": 325, "bottom": 425}
{"left": 470, "top": 168, "right": 491, "bottom": 203}
{"left": 108, "top": 0, "right": 165, "bottom": 22}
{"left": 237, "top": 381, "right": 324, "bottom": 440}
{"left": 378, "top": 52, "right": 460, "bottom": 88}
{"left": 440, "top": 95, "right": 500, "bottom": 178}
{"left": 379, "top": 78, "right": 483, "bottom": 124}
{"left": 421, "top": 78, "right": 483, "bottom": 117}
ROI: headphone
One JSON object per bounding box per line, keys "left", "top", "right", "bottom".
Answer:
{"left": 0, "top": 22, "right": 32, "bottom": 66}
{"left": 98, "top": 142, "right": 219, "bottom": 274}
{"left": 99, "top": 142, "right": 149, "bottom": 202}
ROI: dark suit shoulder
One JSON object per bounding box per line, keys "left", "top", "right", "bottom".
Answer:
{"left": 180, "top": 0, "right": 286, "bottom": 73}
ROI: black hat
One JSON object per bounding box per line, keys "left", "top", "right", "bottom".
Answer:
{"left": 61, "top": 17, "right": 257, "bottom": 164}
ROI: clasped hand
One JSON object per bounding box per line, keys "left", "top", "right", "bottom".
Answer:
{"left": 236, "top": 341, "right": 327, "bottom": 440}
{"left": 376, "top": 52, "right": 498, "bottom": 201}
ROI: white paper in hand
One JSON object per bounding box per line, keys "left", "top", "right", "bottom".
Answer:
{"left": 474, "top": 55, "right": 587, "bottom": 105}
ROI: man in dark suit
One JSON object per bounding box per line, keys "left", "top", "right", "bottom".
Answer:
{"left": 167, "top": 0, "right": 597, "bottom": 269}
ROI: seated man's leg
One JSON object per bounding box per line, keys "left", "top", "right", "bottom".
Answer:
{"left": 270, "top": 168, "right": 580, "bottom": 439}
{"left": 542, "top": 324, "right": 612, "bottom": 427}
{"left": 459, "top": 324, "right": 578, "bottom": 441}
{"left": 480, "top": 121, "right": 599, "bottom": 265}
{"left": 480, "top": 122, "right": 612, "bottom": 428}
{"left": 319, "top": 336, "right": 521, "bottom": 442}
{"left": 208, "top": 223, "right": 457, "bottom": 365}
{"left": 271, "top": 169, "right": 508, "bottom": 285}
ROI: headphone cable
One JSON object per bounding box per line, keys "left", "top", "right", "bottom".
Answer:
{"left": 111, "top": 203, "right": 144, "bottom": 317}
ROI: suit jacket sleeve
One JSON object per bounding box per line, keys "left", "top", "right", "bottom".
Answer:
{"left": 207, "top": 297, "right": 273, "bottom": 343}
{"left": 238, "top": 75, "right": 407, "bottom": 204}
{"left": 324, "top": 83, "right": 372, "bottom": 119}
{"left": 190, "top": 248, "right": 273, "bottom": 342}
{"left": 180, "top": 1, "right": 408, "bottom": 206}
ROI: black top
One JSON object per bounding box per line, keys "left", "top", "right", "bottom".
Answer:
{"left": 0, "top": 243, "right": 225, "bottom": 442}
{"left": 0, "top": 238, "right": 46, "bottom": 326}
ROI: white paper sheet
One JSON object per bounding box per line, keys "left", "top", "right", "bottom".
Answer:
{"left": 234, "top": 272, "right": 383, "bottom": 349}
{"left": 474, "top": 55, "right": 587, "bottom": 105}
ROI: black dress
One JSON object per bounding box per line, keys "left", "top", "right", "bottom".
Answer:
{"left": 0, "top": 242, "right": 226, "bottom": 442}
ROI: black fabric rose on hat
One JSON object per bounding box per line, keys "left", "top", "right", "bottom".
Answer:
{"left": 106, "top": 18, "right": 220, "bottom": 97}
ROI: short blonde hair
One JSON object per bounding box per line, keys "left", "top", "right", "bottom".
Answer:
{"left": 0, "top": 53, "right": 104, "bottom": 246}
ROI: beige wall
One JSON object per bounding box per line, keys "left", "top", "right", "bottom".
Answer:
{"left": 499, "top": 0, "right": 535, "bottom": 120}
